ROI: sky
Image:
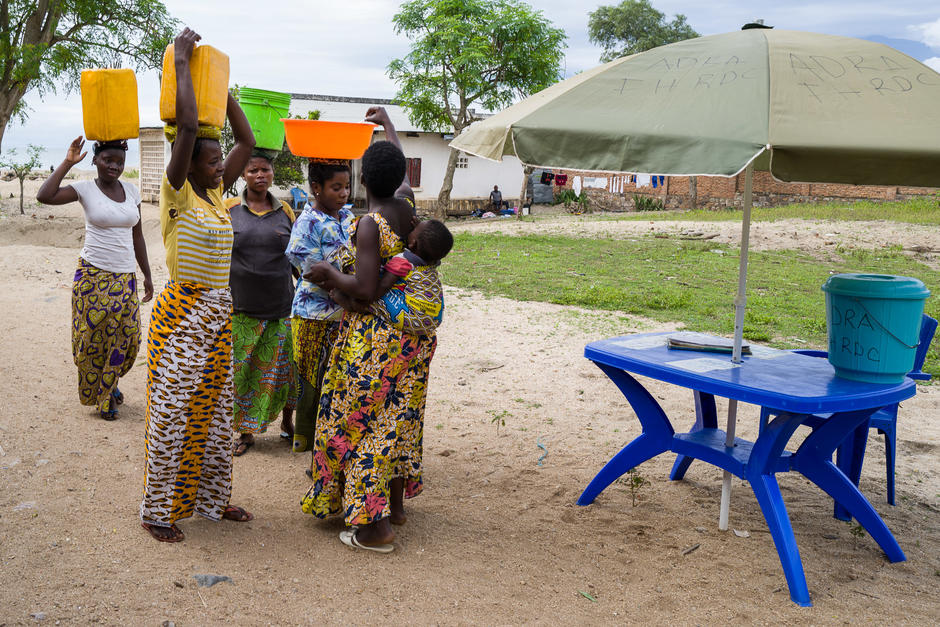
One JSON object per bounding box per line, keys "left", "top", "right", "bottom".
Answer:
{"left": 3, "top": 0, "right": 939, "bottom": 168}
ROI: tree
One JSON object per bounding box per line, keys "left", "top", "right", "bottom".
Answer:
{"left": 588, "top": 0, "right": 699, "bottom": 62}
{"left": 1, "top": 143, "right": 42, "bottom": 214}
{"left": 388, "top": 0, "right": 566, "bottom": 218}
{"left": 0, "top": 0, "right": 178, "bottom": 151}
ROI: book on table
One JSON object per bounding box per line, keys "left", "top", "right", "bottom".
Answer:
{"left": 666, "top": 331, "right": 751, "bottom": 354}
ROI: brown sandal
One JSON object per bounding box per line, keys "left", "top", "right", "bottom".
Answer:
{"left": 141, "top": 522, "right": 184, "bottom": 543}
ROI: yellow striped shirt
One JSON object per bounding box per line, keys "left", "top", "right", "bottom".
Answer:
{"left": 160, "top": 176, "right": 233, "bottom": 289}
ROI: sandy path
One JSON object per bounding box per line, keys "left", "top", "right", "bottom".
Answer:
{"left": 0, "top": 189, "right": 938, "bottom": 624}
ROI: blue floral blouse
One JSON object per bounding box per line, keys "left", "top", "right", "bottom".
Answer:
{"left": 285, "top": 205, "right": 354, "bottom": 320}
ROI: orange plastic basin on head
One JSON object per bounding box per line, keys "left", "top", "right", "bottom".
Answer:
{"left": 281, "top": 120, "right": 375, "bottom": 159}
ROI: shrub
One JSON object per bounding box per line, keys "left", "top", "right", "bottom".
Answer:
{"left": 633, "top": 194, "right": 665, "bottom": 211}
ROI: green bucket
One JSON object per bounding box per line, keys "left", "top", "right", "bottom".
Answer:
{"left": 238, "top": 87, "right": 291, "bottom": 151}
{"left": 821, "top": 273, "right": 930, "bottom": 384}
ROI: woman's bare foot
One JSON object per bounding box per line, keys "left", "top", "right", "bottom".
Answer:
{"left": 389, "top": 477, "right": 406, "bottom": 525}
{"left": 280, "top": 408, "right": 294, "bottom": 441}
{"left": 141, "top": 522, "right": 184, "bottom": 543}
{"left": 354, "top": 518, "right": 394, "bottom": 546}
{"left": 221, "top": 504, "right": 253, "bottom": 522}
{"left": 234, "top": 433, "right": 254, "bottom": 456}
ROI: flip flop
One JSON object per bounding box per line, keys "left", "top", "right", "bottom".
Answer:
{"left": 141, "top": 522, "right": 184, "bottom": 543}
{"left": 99, "top": 409, "right": 118, "bottom": 421}
{"left": 339, "top": 529, "right": 394, "bottom": 554}
{"left": 279, "top": 431, "right": 292, "bottom": 440}
{"left": 111, "top": 387, "right": 124, "bottom": 405}
{"left": 222, "top": 504, "right": 254, "bottom": 522}
{"left": 233, "top": 439, "right": 253, "bottom": 456}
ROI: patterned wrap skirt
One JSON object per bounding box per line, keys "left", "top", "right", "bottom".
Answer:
{"left": 141, "top": 280, "right": 234, "bottom": 527}
{"left": 392, "top": 332, "right": 437, "bottom": 499}
{"left": 231, "top": 313, "right": 297, "bottom": 435}
{"left": 291, "top": 317, "right": 340, "bottom": 453}
{"left": 71, "top": 257, "right": 140, "bottom": 413}
{"left": 300, "top": 311, "right": 436, "bottom": 526}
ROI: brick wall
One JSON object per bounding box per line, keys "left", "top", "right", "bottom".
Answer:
{"left": 544, "top": 168, "right": 937, "bottom": 212}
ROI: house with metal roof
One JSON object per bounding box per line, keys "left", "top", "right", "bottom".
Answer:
{"left": 139, "top": 93, "right": 526, "bottom": 212}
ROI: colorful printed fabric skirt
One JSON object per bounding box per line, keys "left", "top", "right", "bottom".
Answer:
{"left": 300, "top": 311, "right": 432, "bottom": 526}
{"left": 391, "top": 332, "right": 437, "bottom": 499}
{"left": 71, "top": 257, "right": 140, "bottom": 413}
{"left": 232, "top": 313, "right": 297, "bottom": 435}
{"left": 141, "top": 281, "right": 235, "bottom": 527}
{"left": 291, "top": 317, "right": 339, "bottom": 453}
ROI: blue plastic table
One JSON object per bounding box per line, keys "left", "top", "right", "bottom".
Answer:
{"left": 578, "top": 332, "right": 916, "bottom": 606}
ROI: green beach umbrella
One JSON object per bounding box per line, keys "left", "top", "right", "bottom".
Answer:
{"left": 452, "top": 29, "right": 940, "bottom": 186}
{"left": 452, "top": 29, "right": 940, "bottom": 529}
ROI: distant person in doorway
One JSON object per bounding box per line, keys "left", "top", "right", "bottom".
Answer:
{"left": 489, "top": 185, "right": 506, "bottom": 211}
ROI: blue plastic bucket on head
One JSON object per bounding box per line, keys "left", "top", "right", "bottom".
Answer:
{"left": 821, "top": 274, "right": 930, "bottom": 383}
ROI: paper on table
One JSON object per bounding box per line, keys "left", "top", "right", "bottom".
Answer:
{"left": 666, "top": 357, "right": 742, "bottom": 373}
{"left": 748, "top": 345, "right": 787, "bottom": 359}
{"left": 667, "top": 331, "right": 750, "bottom": 354}
{"left": 609, "top": 336, "right": 668, "bottom": 350}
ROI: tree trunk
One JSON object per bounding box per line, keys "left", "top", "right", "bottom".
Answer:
{"left": 688, "top": 175, "right": 697, "bottom": 209}
{"left": 0, "top": 93, "right": 22, "bottom": 154}
{"left": 19, "top": 176, "right": 25, "bottom": 214}
{"left": 517, "top": 165, "right": 533, "bottom": 219}
{"left": 435, "top": 147, "right": 460, "bottom": 220}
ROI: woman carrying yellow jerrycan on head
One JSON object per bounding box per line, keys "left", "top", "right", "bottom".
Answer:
{"left": 36, "top": 135, "right": 153, "bottom": 422}
{"left": 140, "top": 27, "right": 256, "bottom": 543}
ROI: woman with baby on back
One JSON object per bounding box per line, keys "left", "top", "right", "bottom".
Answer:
{"left": 301, "top": 106, "right": 441, "bottom": 553}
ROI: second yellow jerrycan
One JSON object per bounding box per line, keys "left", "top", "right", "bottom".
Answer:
{"left": 80, "top": 69, "right": 140, "bottom": 141}
{"left": 160, "top": 44, "right": 230, "bottom": 129}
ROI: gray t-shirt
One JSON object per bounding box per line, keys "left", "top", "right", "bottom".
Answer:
{"left": 72, "top": 179, "right": 141, "bottom": 274}
{"left": 229, "top": 196, "right": 295, "bottom": 320}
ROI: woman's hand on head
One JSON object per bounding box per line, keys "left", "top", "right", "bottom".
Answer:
{"left": 65, "top": 136, "right": 87, "bottom": 166}
{"left": 174, "top": 27, "right": 201, "bottom": 63}
{"left": 365, "top": 106, "right": 391, "bottom": 127}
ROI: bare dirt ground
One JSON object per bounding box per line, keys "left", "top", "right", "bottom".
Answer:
{"left": 1, "top": 177, "right": 938, "bottom": 624}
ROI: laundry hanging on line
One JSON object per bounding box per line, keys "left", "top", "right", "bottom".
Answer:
{"left": 540, "top": 171, "right": 555, "bottom": 184}
{"left": 554, "top": 174, "right": 568, "bottom": 186}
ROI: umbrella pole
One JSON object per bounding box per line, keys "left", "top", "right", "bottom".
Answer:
{"left": 719, "top": 162, "right": 754, "bottom": 531}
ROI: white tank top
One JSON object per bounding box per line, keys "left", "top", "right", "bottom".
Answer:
{"left": 72, "top": 179, "right": 141, "bottom": 274}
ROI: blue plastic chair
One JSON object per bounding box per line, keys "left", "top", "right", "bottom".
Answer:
{"left": 759, "top": 314, "right": 937, "bottom": 513}
{"left": 289, "top": 187, "right": 308, "bottom": 210}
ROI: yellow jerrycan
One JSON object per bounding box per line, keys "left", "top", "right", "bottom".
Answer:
{"left": 160, "top": 44, "right": 230, "bottom": 129}
{"left": 80, "top": 69, "right": 140, "bottom": 141}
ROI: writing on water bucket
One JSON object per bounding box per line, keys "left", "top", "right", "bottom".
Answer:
{"left": 822, "top": 273, "right": 930, "bottom": 384}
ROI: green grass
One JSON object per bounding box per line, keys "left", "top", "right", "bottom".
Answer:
{"left": 443, "top": 232, "right": 940, "bottom": 379}
{"left": 529, "top": 196, "right": 940, "bottom": 225}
